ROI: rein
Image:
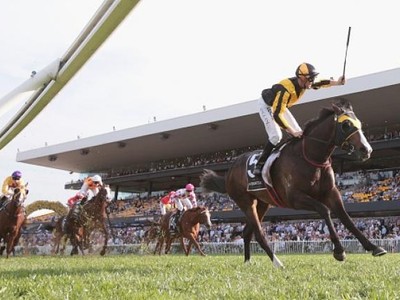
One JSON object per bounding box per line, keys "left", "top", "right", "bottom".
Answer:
{"left": 301, "top": 111, "right": 362, "bottom": 168}
{"left": 301, "top": 138, "right": 332, "bottom": 168}
{"left": 301, "top": 112, "right": 340, "bottom": 168}
{"left": 3, "top": 202, "right": 25, "bottom": 218}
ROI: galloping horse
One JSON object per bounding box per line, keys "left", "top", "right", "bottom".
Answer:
{"left": 156, "top": 206, "right": 212, "bottom": 256}
{"left": 50, "top": 216, "right": 69, "bottom": 255}
{"left": 65, "top": 185, "right": 112, "bottom": 256}
{"left": 0, "top": 188, "right": 27, "bottom": 258}
{"left": 143, "top": 222, "right": 160, "bottom": 246}
{"left": 201, "top": 99, "right": 386, "bottom": 268}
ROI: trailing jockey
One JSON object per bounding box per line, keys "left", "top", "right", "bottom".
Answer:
{"left": 0, "top": 171, "right": 29, "bottom": 209}
{"left": 170, "top": 183, "right": 197, "bottom": 231}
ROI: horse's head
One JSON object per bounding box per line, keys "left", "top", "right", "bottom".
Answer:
{"left": 96, "top": 185, "right": 112, "bottom": 203}
{"left": 198, "top": 207, "right": 212, "bottom": 229}
{"left": 332, "top": 100, "right": 372, "bottom": 161}
{"left": 11, "top": 188, "right": 27, "bottom": 207}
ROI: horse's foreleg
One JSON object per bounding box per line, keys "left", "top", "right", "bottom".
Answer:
{"left": 155, "top": 237, "right": 163, "bottom": 255}
{"left": 187, "top": 235, "right": 206, "bottom": 256}
{"left": 329, "top": 192, "right": 387, "bottom": 257}
{"left": 293, "top": 194, "right": 346, "bottom": 261}
{"left": 52, "top": 233, "right": 61, "bottom": 255}
{"left": 100, "top": 223, "right": 108, "bottom": 256}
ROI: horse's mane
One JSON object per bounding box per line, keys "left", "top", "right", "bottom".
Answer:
{"left": 303, "top": 99, "right": 353, "bottom": 135}
{"left": 303, "top": 107, "right": 334, "bottom": 135}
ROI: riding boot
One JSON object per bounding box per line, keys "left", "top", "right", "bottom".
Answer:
{"left": 80, "top": 197, "right": 88, "bottom": 206}
{"left": 171, "top": 209, "right": 182, "bottom": 230}
{"left": 0, "top": 196, "right": 7, "bottom": 209}
{"left": 253, "top": 142, "right": 274, "bottom": 176}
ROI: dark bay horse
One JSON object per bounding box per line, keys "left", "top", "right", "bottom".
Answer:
{"left": 156, "top": 206, "right": 212, "bottom": 256}
{"left": 65, "top": 186, "right": 112, "bottom": 256}
{"left": 201, "top": 99, "right": 386, "bottom": 268}
{"left": 0, "top": 188, "right": 27, "bottom": 258}
{"left": 143, "top": 222, "right": 160, "bottom": 246}
{"left": 50, "top": 215, "right": 69, "bottom": 255}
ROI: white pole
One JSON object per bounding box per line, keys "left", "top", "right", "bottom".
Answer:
{"left": 0, "top": 59, "right": 60, "bottom": 118}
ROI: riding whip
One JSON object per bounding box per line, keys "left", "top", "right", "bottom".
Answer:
{"left": 342, "top": 26, "right": 352, "bottom": 79}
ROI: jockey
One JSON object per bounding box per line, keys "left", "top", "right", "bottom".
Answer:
{"left": 184, "top": 183, "right": 197, "bottom": 208}
{"left": 253, "top": 63, "right": 345, "bottom": 175}
{"left": 160, "top": 191, "right": 175, "bottom": 215}
{"left": 67, "top": 174, "right": 103, "bottom": 208}
{"left": 0, "top": 171, "right": 28, "bottom": 208}
{"left": 170, "top": 183, "right": 197, "bottom": 230}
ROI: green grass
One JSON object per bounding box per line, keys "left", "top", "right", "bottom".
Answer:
{"left": 0, "top": 253, "right": 399, "bottom": 300}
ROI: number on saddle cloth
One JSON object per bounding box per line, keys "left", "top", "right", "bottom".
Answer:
{"left": 246, "top": 152, "right": 267, "bottom": 191}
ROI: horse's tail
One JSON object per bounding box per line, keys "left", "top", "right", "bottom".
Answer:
{"left": 200, "top": 169, "right": 227, "bottom": 194}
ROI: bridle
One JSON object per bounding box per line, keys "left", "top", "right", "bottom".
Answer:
{"left": 302, "top": 111, "right": 362, "bottom": 167}
{"left": 2, "top": 190, "right": 25, "bottom": 217}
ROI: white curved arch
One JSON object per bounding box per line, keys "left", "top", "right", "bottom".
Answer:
{"left": 0, "top": 0, "right": 141, "bottom": 150}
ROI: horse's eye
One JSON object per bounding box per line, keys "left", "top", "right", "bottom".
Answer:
{"left": 341, "top": 120, "right": 353, "bottom": 132}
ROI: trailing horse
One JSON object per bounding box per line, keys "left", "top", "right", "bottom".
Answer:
{"left": 200, "top": 99, "right": 386, "bottom": 268}
{"left": 143, "top": 222, "right": 160, "bottom": 246}
{"left": 0, "top": 188, "right": 27, "bottom": 258}
{"left": 156, "top": 206, "right": 212, "bottom": 256}
{"left": 64, "top": 185, "right": 112, "bottom": 256}
{"left": 49, "top": 215, "right": 69, "bottom": 255}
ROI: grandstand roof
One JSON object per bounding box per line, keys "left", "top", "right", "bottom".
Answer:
{"left": 16, "top": 68, "right": 400, "bottom": 192}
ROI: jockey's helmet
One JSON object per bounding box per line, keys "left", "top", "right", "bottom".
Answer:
{"left": 12, "top": 170, "right": 22, "bottom": 180}
{"left": 185, "top": 183, "right": 194, "bottom": 192}
{"left": 91, "top": 174, "right": 103, "bottom": 185}
{"left": 295, "top": 63, "right": 319, "bottom": 81}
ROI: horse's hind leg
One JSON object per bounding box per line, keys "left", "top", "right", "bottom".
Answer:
{"left": 240, "top": 200, "right": 283, "bottom": 267}
{"left": 329, "top": 193, "right": 386, "bottom": 257}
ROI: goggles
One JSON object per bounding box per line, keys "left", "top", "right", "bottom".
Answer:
{"left": 12, "top": 176, "right": 21, "bottom": 180}
{"left": 306, "top": 76, "right": 316, "bottom": 82}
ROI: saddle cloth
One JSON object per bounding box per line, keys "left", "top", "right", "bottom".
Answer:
{"left": 246, "top": 148, "right": 281, "bottom": 191}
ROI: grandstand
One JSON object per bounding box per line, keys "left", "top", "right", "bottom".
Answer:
{"left": 17, "top": 68, "right": 400, "bottom": 221}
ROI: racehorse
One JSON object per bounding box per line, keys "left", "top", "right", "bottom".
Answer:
{"left": 143, "top": 222, "right": 160, "bottom": 246}
{"left": 0, "top": 188, "right": 27, "bottom": 258}
{"left": 200, "top": 99, "right": 387, "bottom": 268}
{"left": 65, "top": 185, "right": 112, "bottom": 256}
{"left": 156, "top": 206, "right": 212, "bottom": 256}
{"left": 50, "top": 216, "right": 69, "bottom": 255}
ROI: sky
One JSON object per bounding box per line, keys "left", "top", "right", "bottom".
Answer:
{"left": 0, "top": 0, "right": 399, "bottom": 211}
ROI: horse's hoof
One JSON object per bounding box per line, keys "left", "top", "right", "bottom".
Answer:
{"left": 333, "top": 251, "right": 346, "bottom": 261}
{"left": 100, "top": 249, "right": 106, "bottom": 256}
{"left": 372, "top": 247, "right": 387, "bottom": 256}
